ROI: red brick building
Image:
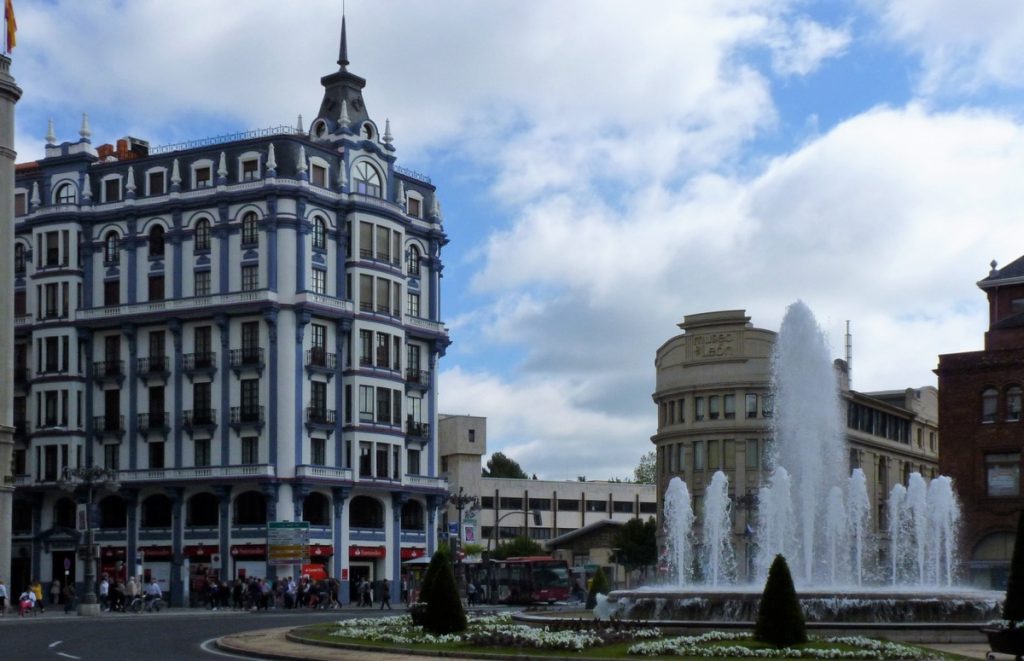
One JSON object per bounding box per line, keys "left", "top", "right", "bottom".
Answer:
{"left": 937, "top": 257, "right": 1024, "bottom": 589}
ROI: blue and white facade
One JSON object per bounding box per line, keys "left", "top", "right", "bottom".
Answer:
{"left": 8, "top": 24, "right": 450, "bottom": 604}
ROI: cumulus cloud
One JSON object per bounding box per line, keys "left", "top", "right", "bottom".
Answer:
{"left": 769, "top": 18, "right": 852, "bottom": 76}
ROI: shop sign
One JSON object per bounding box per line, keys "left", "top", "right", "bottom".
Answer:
{"left": 309, "top": 544, "right": 334, "bottom": 557}
{"left": 268, "top": 521, "right": 310, "bottom": 566}
{"left": 301, "top": 564, "right": 328, "bottom": 581}
{"left": 230, "top": 544, "right": 267, "bottom": 558}
{"left": 349, "top": 545, "right": 386, "bottom": 559}
{"left": 400, "top": 547, "right": 425, "bottom": 560}
{"left": 184, "top": 544, "right": 219, "bottom": 558}
{"left": 137, "top": 545, "right": 172, "bottom": 560}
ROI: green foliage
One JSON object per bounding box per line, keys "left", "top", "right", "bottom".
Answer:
{"left": 490, "top": 536, "right": 542, "bottom": 560}
{"left": 586, "top": 566, "right": 610, "bottom": 610}
{"left": 633, "top": 450, "right": 657, "bottom": 484}
{"left": 754, "top": 554, "right": 806, "bottom": 647}
{"left": 482, "top": 452, "right": 528, "bottom": 479}
{"left": 462, "top": 543, "right": 484, "bottom": 557}
{"left": 416, "top": 548, "right": 467, "bottom": 634}
{"left": 1003, "top": 510, "right": 1024, "bottom": 622}
{"left": 612, "top": 517, "right": 657, "bottom": 577}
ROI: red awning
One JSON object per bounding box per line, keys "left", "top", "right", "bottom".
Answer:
{"left": 400, "top": 547, "right": 426, "bottom": 560}
{"left": 308, "top": 544, "right": 334, "bottom": 557}
{"left": 137, "top": 545, "right": 172, "bottom": 560}
{"left": 184, "top": 544, "right": 219, "bottom": 557}
{"left": 349, "top": 545, "right": 386, "bottom": 559}
{"left": 230, "top": 544, "right": 266, "bottom": 558}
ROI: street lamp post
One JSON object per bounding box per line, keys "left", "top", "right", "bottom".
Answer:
{"left": 59, "top": 465, "right": 120, "bottom": 616}
{"left": 447, "top": 487, "right": 478, "bottom": 589}
{"left": 485, "top": 508, "right": 543, "bottom": 604}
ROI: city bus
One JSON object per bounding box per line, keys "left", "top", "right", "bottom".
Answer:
{"left": 489, "top": 556, "right": 571, "bottom": 604}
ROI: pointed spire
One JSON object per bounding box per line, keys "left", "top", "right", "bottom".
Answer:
{"left": 396, "top": 179, "right": 405, "bottom": 205}
{"left": 217, "top": 151, "right": 228, "bottom": 179}
{"left": 30, "top": 182, "right": 40, "bottom": 207}
{"left": 337, "top": 162, "right": 347, "bottom": 190}
{"left": 82, "top": 173, "right": 92, "bottom": 201}
{"left": 338, "top": 14, "right": 349, "bottom": 70}
{"left": 383, "top": 119, "right": 393, "bottom": 145}
{"left": 171, "top": 158, "right": 181, "bottom": 186}
{"left": 45, "top": 118, "right": 56, "bottom": 145}
{"left": 126, "top": 166, "right": 136, "bottom": 194}
{"left": 296, "top": 114, "right": 304, "bottom": 133}
{"left": 79, "top": 113, "right": 91, "bottom": 141}
{"left": 267, "top": 143, "right": 277, "bottom": 174}
{"left": 338, "top": 100, "right": 350, "bottom": 127}
{"left": 431, "top": 194, "right": 442, "bottom": 220}
{"left": 297, "top": 145, "right": 308, "bottom": 175}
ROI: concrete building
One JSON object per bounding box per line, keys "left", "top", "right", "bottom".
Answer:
{"left": 0, "top": 47, "right": 23, "bottom": 591}
{"left": 8, "top": 19, "right": 449, "bottom": 603}
{"left": 937, "top": 257, "right": 1024, "bottom": 589}
{"left": 438, "top": 414, "right": 657, "bottom": 554}
{"left": 652, "top": 310, "right": 939, "bottom": 581}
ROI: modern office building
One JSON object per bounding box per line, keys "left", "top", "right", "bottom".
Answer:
{"left": 652, "top": 310, "right": 939, "bottom": 581}
{"left": 8, "top": 19, "right": 449, "bottom": 604}
{"left": 438, "top": 415, "right": 657, "bottom": 553}
{"left": 937, "top": 257, "right": 1024, "bottom": 588}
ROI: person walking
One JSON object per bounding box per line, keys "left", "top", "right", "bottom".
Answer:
{"left": 400, "top": 575, "right": 409, "bottom": 605}
{"left": 50, "top": 579, "right": 61, "bottom": 606}
{"left": 144, "top": 577, "right": 162, "bottom": 611}
{"left": 31, "top": 580, "right": 44, "bottom": 613}
{"left": 0, "top": 579, "right": 7, "bottom": 616}
{"left": 379, "top": 579, "right": 392, "bottom": 610}
{"left": 98, "top": 575, "right": 109, "bottom": 611}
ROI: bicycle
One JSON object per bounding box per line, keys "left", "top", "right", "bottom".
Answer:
{"left": 127, "top": 595, "right": 165, "bottom": 613}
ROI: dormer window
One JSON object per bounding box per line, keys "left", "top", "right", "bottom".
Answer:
{"left": 15, "top": 191, "right": 26, "bottom": 215}
{"left": 242, "top": 159, "right": 258, "bottom": 181}
{"left": 361, "top": 123, "right": 374, "bottom": 140}
{"left": 147, "top": 170, "right": 166, "bottom": 196}
{"left": 102, "top": 177, "right": 121, "bottom": 203}
{"left": 195, "top": 166, "right": 212, "bottom": 188}
{"left": 407, "top": 196, "right": 422, "bottom": 218}
{"left": 311, "top": 164, "right": 327, "bottom": 187}
{"left": 55, "top": 182, "right": 76, "bottom": 204}
{"left": 353, "top": 161, "right": 381, "bottom": 198}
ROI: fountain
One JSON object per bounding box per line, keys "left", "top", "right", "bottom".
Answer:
{"left": 597, "top": 301, "right": 1001, "bottom": 631}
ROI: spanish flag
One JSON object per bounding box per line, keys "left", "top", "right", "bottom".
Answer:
{"left": 4, "top": 0, "right": 15, "bottom": 53}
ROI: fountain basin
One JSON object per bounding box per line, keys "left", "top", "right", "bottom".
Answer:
{"left": 601, "top": 587, "right": 1002, "bottom": 624}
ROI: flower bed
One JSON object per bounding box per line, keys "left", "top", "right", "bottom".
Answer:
{"left": 629, "top": 632, "right": 925, "bottom": 659}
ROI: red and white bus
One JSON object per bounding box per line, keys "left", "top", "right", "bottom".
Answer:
{"left": 490, "top": 556, "right": 571, "bottom": 604}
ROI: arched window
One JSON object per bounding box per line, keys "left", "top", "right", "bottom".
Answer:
{"left": 194, "top": 218, "right": 211, "bottom": 252}
{"left": 302, "top": 492, "right": 330, "bottom": 526}
{"left": 98, "top": 495, "right": 127, "bottom": 529}
{"left": 148, "top": 225, "right": 165, "bottom": 257}
{"left": 55, "top": 182, "right": 76, "bottom": 204}
{"left": 187, "top": 492, "right": 219, "bottom": 527}
{"left": 353, "top": 162, "right": 382, "bottom": 198}
{"left": 983, "top": 388, "right": 999, "bottom": 423}
{"left": 14, "top": 243, "right": 25, "bottom": 273}
{"left": 349, "top": 495, "right": 384, "bottom": 529}
{"left": 407, "top": 246, "right": 421, "bottom": 276}
{"left": 1007, "top": 386, "right": 1022, "bottom": 422}
{"left": 233, "top": 490, "right": 267, "bottom": 525}
{"left": 53, "top": 497, "right": 76, "bottom": 529}
{"left": 400, "top": 500, "right": 425, "bottom": 531}
{"left": 241, "top": 212, "right": 258, "bottom": 246}
{"left": 141, "top": 494, "right": 173, "bottom": 528}
{"left": 361, "top": 123, "right": 374, "bottom": 140}
{"left": 312, "top": 216, "right": 327, "bottom": 250}
{"left": 104, "top": 232, "right": 120, "bottom": 264}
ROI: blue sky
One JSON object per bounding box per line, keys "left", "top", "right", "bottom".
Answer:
{"left": 12, "top": 1, "right": 1024, "bottom": 480}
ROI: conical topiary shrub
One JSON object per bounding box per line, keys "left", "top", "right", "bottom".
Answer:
{"left": 586, "top": 566, "right": 610, "bottom": 610}
{"left": 416, "top": 548, "right": 467, "bottom": 634}
{"left": 754, "top": 554, "right": 806, "bottom": 647}
{"left": 1003, "top": 510, "right": 1024, "bottom": 624}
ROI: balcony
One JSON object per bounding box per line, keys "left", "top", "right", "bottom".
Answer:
{"left": 305, "top": 348, "right": 337, "bottom": 380}
{"left": 403, "top": 474, "right": 448, "bottom": 491}
{"left": 137, "top": 355, "right": 169, "bottom": 382}
{"left": 137, "top": 412, "right": 171, "bottom": 438}
{"left": 406, "top": 315, "right": 448, "bottom": 336}
{"left": 78, "top": 289, "right": 278, "bottom": 323}
{"left": 229, "top": 406, "right": 264, "bottom": 432}
{"left": 183, "top": 352, "right": 217, "bottom": 381}
{"left": 117, "top": 464, "right": 276, "bottom": 483}
{"left": 183, "top": 408, "right": 217, "bottom": 436}
{"left": 406, "top": 420, "right": 430, "bottom": 440}
{"left": 229, "top": 348, "right": 264, "bottom": 375}
{"left": 295, "top": 465, "right": 353, "bottom": 482}
{"left": 305, "top": 407, "right": 336, "bottom": 435}
{"left": 93, "top": 415, "right": 125, "bottom": 440}
{"left": 93, "top": 360, "right": 125, "bottom": 385}
{"left": 405, "top": 369, "right": 431, "bottom": 391}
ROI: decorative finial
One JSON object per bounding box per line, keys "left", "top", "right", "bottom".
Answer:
{"left": 337, "top": 163, "right": 347, "bottom": 190}
{"left": 338, "top": 14, "right": 349, "bottom": 70}
{"left": 30, "top": 182, "right": 40, "bottom": 206}
{"left": 267, "top": 143, "right": 277, "bottom": 173}
{"left": 217, "top": 151, "right": 228, "bottom": 179}
{"left": 383, "top": 119, "right": 393, "bottom": 145}
{"left": 396, "top": 179, "right": 405, "bottom": 205}
{"left": 338, "top": 100, "right": 350, "bottom": 126}
{"left": 297, "top": 146, "right": 308, "bottom": 174}
{"left": 79, "top": 113, "right": 91, "bottom": 140}
{"left": 126, "top": 166, "right": 136, "bottom": 194}
{"left": 82, "top": 173, "right": 92, "bottom": 200}
{"left": 45, "top": 118, "right": 56, "bottom": 145}
{"left": 170, "top": 158, "right": 181, "bottom": 186}
{"left": 431, "top": 194, "right": 441, "bottom": 220}
{"left": 991, "top": 260, "right": 999, "bottom": 275}
{"left": 296, "top": 114, "right": 304, "bottom": 133}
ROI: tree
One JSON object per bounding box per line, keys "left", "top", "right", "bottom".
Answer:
{"left": 482, "top": 452, "right": 528, "bottom": 479}
{"left": 586, "top": 566, "right": 609, "bottom": 610}
{"left": 754, "top": 554, "right": 806, "bottom": 647}
{"left": 1003, "top": 510, "right": 1024, "bottom": 623}
{"left": 612, "top": 517, "right": 657, "bottom": 584}
{"left": 633, "top": 450, "right": 656, "bottom": 484}
{"left": 416, "top": 548, "right": 467, "bottom": 634}
{"left": 490, "top": 535, "right": 542, "bottom": 560}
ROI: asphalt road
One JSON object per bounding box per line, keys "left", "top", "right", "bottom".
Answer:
{"left": 0, "top": 606, "right": 400, "bottom": 660}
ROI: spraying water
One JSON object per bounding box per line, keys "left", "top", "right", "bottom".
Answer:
{"left": 663, "top": 477, "right": 695, "bottom": 585}
{"left": 702, "top": 471, "right": 735, "bottom": 586}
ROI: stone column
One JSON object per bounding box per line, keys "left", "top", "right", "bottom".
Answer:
{"left": 166, "top": 487, "right": 184, "bottom": 607}
{"left": 391, "top": 492, "right": 408, "bottom": 581}
{"left": 0, "top": 53, "right": 22, "bottom": 587}
{"left": 331, "top": 487, "right": 349, "bottom": 602}
{"left": 214, "top": 485, "right": 232, "bottom": 580}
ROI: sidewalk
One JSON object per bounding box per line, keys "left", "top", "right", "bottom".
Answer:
{"left": 217, "top": 626, "right": 478, "bottom": 661}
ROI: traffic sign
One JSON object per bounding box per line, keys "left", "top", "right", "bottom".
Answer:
{"left": 267, "top": 521, "right": 310, "bottom": 565}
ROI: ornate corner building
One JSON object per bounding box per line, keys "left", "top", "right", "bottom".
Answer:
{"left": 8, "top": 19, "right": 450, "bottom": 603}
{"left": 937, "top": 257, "right": 1024, "bottom": 589}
